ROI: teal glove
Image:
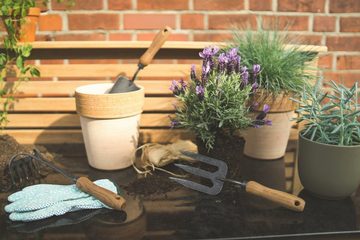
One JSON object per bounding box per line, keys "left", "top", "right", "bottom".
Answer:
{"left": 5, "top": 179, "right": 117, "bottom": 222}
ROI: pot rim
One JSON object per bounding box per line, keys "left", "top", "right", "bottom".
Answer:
{"left": 75, "top": 83, "right": 144, "bottom": 96}
{"left": 299, "top": 132, "right": 360, "bottom": 149}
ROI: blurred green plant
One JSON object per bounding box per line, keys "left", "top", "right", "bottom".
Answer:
{"left": 230, "top": 29, "right": 317, "bottom": 96}
{"left": 293, "top": 81, "right": 360, "bottom": 146}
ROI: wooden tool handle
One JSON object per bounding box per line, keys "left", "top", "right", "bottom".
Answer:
{"left": 139, "top": 26, "right": 172, "bottom": 67}
{"left": 76, "top": 177, "right": 126, "bottom": 210}
{"left": 245, "top": 181, "right": 305, "bottom": 212}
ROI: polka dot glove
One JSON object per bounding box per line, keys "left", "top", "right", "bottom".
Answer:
{"left": 4, "top": 179, "right": 117, "bottom": 222}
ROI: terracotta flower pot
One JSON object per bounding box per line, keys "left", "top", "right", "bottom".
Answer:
{"left": 18, "top": 7, "right": 41, "bottom": 42}
{"left": 75, "top": 83, "right": 144, "bottom": 170}
{"left": 244, "top": 91, "right": 296, "bottom": 160}
{"left": 298, "top": 134, "right": 360, "bottom": 199}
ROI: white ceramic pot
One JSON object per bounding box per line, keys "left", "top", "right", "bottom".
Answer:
{"left": 75, "top": 83, "right": 144, "bottom": 170}
{"left": 244, "top": 111, "right": 294, "bottom": 160}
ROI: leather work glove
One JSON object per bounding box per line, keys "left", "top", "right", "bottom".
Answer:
{"left": 4, "top": 179, "right": 117, "bottom": 222}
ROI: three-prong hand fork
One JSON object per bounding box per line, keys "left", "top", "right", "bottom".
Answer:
{"left": 170, "top": 151, "right": 305, "bottom": 212}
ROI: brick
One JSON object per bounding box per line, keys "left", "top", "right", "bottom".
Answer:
{"left": 194, "top": 0, "right": 244, "bottom": 10}
{"left": 108, "top": 0, "right": 132, "bottom": 10}
{"left": 340, "top": 17, "right": 360, "bottom": 32}
{"left": 313, "top": 16, "right": 335, "bottom": 32}
{"left": 337, "top": 55, "right": 360, "bottom": 70}
{"left": 278, "top": 0, "right": 324, "bottom": 12}
{"left": 54, "top": 33, "right": 106, "bottom": 41}
{"left": 288, "top": 34, "right": 323, "bottom": 45}
{"left": 35, "top": 0, "right": 49, "bottom": 11}
{"left": 249, "top": 0, "right": 272, "bottom": 11}
{"left": 323, "top": 72, "right": 360, "bottom": 88}
{"left": 327, "top": 36, "right": 360, "bottom": 51}
{"left": 138, "top": 0, "right": 188, "bottom": 10}
{"left": 51, "top": 0, "right": 102, "bottom": 10}
{"left": 124, "top": 14, "right": 176, "bottom": 30}
{"left": 181, "top": 14, "right": 204, "bottom": 30}
{"left": 208, "top": 14, "right": 257, "bottom": 30}
{"left": 318, "top": 54, "right": 333, "bottom": 69}
{"left": 68, "top": 14, "right": 119, "bottom": 30}
{"left": 137, "top": 33, "right": 188, "bottom": 41}
{"left": 109, "top": 33, "right": 132, "bottom": 41}
{"left": 194, "top": 33, "right": 233, "bottom": 41}
{"left": 39, "top": 14, "right": 62, "bottom": 31}
{"left": 262, "top": 15, "right": 309, "bottom": 31}
{"left": 330, "top": 0, "right": 360, "bottom": 13}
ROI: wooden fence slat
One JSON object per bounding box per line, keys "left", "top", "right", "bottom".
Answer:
{"left": 15, "top": 64, "right": 191, "bottom": 78}
{"left": 4, "top": 129, "right": 194, "bottom": 144}
{"left": 6, "top": 113, "right": 173, "bottom": 128}
{"left": 5, "top": 97, "right": 176, "bottom": 112}
{"left": 10, "top": 80, "right": 175, "bottom": 96}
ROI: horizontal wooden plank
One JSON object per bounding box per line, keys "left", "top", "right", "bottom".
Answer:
{"left": 6, "top": 97, "right": 176, "bottom": 112}
{"left": 4, "top": 129, "right": 194, "bottom": 144}
{"left": 10, "top": 80, "right": 174, "bottom": 96}
{"left": 6, "top": 113, "right": 173, "bottom": 128}
{"left": 18, "top": 41, "right": 327, "bottom": 53}
{"left": 15, "top": 64, "right": 191, "bottom": 78}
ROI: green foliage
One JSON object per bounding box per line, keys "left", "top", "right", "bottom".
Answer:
{"left": 293, "top": 81, "right": 360, "bottom": 146}
{"left": 230, "top": 29, "right": 316, "bottom": 95}
{"left": 174, "top": 72, "right": 253, "bottom": 150}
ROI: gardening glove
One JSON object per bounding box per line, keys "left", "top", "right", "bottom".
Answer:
{"left": 4, "top": 179, "right": 117, "bottom": 222}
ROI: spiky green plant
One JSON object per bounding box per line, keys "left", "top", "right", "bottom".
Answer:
{"left": 230, "top": 29, "right": 317, "bottom": 95}
{"left": 293, "top": 81, "right": 360, "bottom": 146}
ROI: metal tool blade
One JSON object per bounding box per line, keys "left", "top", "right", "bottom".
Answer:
{"left": 169, "top": 177, "right": 223, "bottom": 195}
{"left": 170, "top": 152, "right": 229, "bottom": 195}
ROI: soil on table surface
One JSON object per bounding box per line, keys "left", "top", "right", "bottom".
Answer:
{"left": 124, "top": 170, "right": 181, "bottom": 197}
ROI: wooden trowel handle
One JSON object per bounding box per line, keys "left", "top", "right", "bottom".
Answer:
{"left": 76, "top": 177, "right": 126, "bottom": 210}
{"left": 139, "top": 26, "right": 172, "bottom": 67}
{"left": 246, "top": 181, "right": 305, "bottom": 212}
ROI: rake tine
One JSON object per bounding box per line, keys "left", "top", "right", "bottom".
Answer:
{"left": 174, "top": 163, "right": 214, "bottom": 179}
{"left": 169, "top": 177, "right": 221, "bottom": 195}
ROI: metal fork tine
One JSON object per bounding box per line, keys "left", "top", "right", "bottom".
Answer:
{"left": 181, "top": 151, "right": 228, "bottom": 171}
{"left": 169, "top": 177, "right": 222, "bottom": 195}
{"left": 174, "top": 163, "right": 214, "bottom": 179}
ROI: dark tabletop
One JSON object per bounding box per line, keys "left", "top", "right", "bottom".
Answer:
{"left": 1, "top": 143, "right": 360, "bottom": 240}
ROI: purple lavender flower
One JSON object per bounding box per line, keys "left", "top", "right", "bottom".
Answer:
{"left": 190, "top": 64, "right": 197, "bottom": 81}
{"left": 263, "top": 104, "right": 270, "bottom": 113}
{"left": 217, "top": 53, "right": 228, "bottom": 72}
{"left": 227, "top": 48, "right": 238, "bottom": 59}
{"left": 199, "top": 46, "right": 220, "bottom": 59}
{"left": 201, "top": 61, "right": 211, "bottom": 84}
{"left": 195, "top": 85, "right": 205, "bottom": 100}
{"left": 241, "top": 71, "right": 249, "bottom": 85}
{"left": 253, "top": 64, "right": 261, "bottom": 75}
{"left": 251, "top": 82, "right": 259, "bottom": 91}
{"left": 170, "top": 119, "right": 180, "bottom": 128}
{"left": 264, "top": 119, "right": 272, "bottom": 126}
{"left": 169, "top": 80, "right": 186, "bottom": 95}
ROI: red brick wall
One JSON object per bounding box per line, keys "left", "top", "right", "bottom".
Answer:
{"left": 5, "top": 0, "right": 360, "bottom": 86}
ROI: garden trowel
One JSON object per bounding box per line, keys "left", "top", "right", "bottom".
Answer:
{"left": 109, "top": 26, "right": 172, "bottom": 93}
{"left": 170, "top": 151, "right": 306, "bottom": 212}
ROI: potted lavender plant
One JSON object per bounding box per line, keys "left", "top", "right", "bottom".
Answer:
{"left": 170, "top": 46, "right": 270, "bottom": 161}
{"left": 294, "top": 81, "right": 360, "bottom": 199}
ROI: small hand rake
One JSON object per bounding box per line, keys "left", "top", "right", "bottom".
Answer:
{"left": 170, "top": 152, "right": 305, "bottom": 212}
